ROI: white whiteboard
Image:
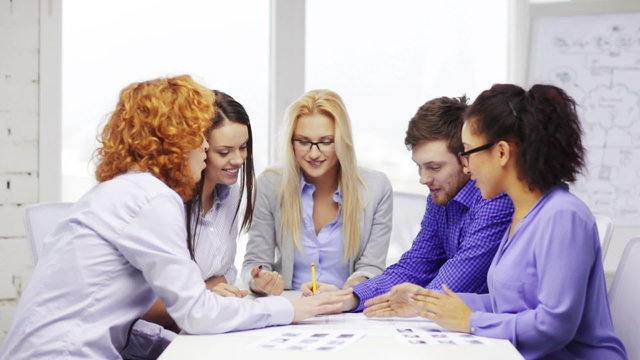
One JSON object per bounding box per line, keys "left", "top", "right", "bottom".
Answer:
{"left": 529, "top": 12, "right": 640, "bottom": 225}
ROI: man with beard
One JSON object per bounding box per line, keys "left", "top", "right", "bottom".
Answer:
{"left": 304, "top": 96, "right": 514, "bottom": 314}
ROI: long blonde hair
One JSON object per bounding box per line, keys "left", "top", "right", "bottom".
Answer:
{"left": 278, "top": 89, "right": 364, "bottom": 260}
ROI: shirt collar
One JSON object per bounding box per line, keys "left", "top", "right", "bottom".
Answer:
{"left": 448, "top": 179, "right": 477, "bottom": 209}
{"left": 524, "top": 182, "right": 568, "bottom": 218}
{"left": 299, "top": 174, "right": 343, "bottom": 204}
{"left": 213, "top": 183, "right": 231, "bottom": 204}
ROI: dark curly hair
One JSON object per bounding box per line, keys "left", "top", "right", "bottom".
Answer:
{"left": 405, "top": 96, "right": 468, "bottom": 155}
{"left": 464, "top": 83, "right": 585, "bottom": 193}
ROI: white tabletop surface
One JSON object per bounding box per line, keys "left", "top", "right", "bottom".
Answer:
{"left": 159, "top": 292, "right": 523, "bottom": 360}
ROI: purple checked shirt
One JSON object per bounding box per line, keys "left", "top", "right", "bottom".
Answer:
{"left": 352, "top": 180, "right": 514, "bottom": 311}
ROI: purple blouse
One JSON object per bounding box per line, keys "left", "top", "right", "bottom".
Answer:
{"left": 459, "top": 185, "right": 626, "bottom": 359}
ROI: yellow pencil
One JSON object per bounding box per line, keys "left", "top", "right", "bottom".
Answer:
{"left": 311, "top": 262, "right": 317, "bottom": 294}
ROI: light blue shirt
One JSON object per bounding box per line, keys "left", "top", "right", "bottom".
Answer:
{"left": 193, "top": 183, "right": 239, "bottom": 284}
{"left": 458, "top": 185, "right": 626, "bottom": 359}
{"left": 0, "top": 172, "right": 293, "bottom": 360}
{"left": 292, "top": 176, "right": 350, "bottom": 290}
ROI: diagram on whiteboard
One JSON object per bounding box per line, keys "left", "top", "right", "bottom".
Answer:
{"left": 530, "top": 12, "right": 640, "bottom": 225}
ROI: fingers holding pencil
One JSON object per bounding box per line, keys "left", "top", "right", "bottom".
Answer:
{"left": 301, "top": 282, "right": 340, "bottom": 296}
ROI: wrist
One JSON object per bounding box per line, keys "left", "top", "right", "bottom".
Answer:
{"left": 465, "top": 310, "right": 474, "bottom": 333}
{"left": 344, "top": 294, "right": 359, "bottom": 312}
{"left": 249, "top": 279, "right": 262, "bottom": 295}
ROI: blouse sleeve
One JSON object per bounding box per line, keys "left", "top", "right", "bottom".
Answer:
{"left": 350, "top": 172, "right": 393, "bottom": 280}
{"left": 469, "top": 209, "right": 596, "bottom": 358}
{"left": 224, "top": 264, "right": 238, "bottom": 285}
{"left": 458, "top": 293, "right": 492, "bottom": 312}
{"left": 241, "top": 173, "right": 279, "bottom": 290}
{"left": 113, "top": 192, "right": 293, "bottom": 334}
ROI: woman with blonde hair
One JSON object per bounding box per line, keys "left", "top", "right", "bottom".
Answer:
{"left": 242, "top": 89, "right": 392, "bottom": 295}
{"left": 0, "top": 77, "right": 353, "bottom": 360}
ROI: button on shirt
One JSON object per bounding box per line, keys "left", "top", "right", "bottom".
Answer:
{"left": 292, "top": 177, "right": 350, "bottom": 290}
{"left": 352, "top": 180, "right": 514, "bottom": 311}
{"left": 193, "top": 184, "right": 239, "bottom": 284}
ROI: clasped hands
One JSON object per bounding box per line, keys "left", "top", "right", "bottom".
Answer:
{"left": 248, "top": 265, "right": 286, "bottom": 295}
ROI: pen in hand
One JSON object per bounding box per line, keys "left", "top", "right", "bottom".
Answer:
{"left": 311, "top": 262, "right": 317, "bottom": 294}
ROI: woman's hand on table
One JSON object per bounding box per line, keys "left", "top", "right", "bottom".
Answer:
{"left": 249, "top": 266, "right": 285, "bottom": 295}
{"left": 291, "top": 288, "right": 354, "bottom": 321}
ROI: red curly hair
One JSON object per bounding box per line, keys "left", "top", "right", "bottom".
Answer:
{"left": 95, "top": 75, "right": 214, "bottom": 200}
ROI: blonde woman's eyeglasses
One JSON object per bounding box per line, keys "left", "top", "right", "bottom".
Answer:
{"left": 292, "top": 139, "right": 335, "bottom": 153}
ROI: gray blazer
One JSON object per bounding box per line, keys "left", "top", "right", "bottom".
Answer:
{"left": 242, "top": 167, "right": 393, "bottom": 290}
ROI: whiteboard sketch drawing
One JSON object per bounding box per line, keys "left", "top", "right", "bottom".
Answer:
{"left": 530, "top": 12, "right": 640, "bottom": 225}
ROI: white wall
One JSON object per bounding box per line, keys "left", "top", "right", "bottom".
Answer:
{"left": 0, "top": 0, "right": 41, "bottom": 343}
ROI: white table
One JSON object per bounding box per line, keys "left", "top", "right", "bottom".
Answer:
{"left": 159, "top": 293, "right": 523, "bottom": 360}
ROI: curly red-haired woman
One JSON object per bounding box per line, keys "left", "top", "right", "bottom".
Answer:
{"left": 0, "top": 75, "right": 353, "bottom": 360}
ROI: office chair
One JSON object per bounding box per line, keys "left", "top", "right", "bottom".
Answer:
{"left": 23, "top": 202, "right": 73, "bottom": 265}
{"left": 594, "top": 214, "right": 614, "bottom": 261}
{"left": 387, "top": 192, "right": 426, "bottom": 266}
{"left": 608, "top": 237, "right": 640, "bottom": 360}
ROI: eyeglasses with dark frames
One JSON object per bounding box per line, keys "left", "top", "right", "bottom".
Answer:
{"left": 292, "top": 139, "right": 335, "bottom": 153}
{"left": 457, "top": 142, "right": 495, "bottom": 166}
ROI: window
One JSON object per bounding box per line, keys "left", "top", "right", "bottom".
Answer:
{"left": 63, "top": 1, "right": 510, "bottom": 196}
{"left": 62, "top": 0, "right": 269, "bottom": 200}
{"left": 306, "top": 0, "right": 509, "bottom": 193}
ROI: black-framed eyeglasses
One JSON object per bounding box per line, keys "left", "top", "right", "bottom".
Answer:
{"left": 292, "top": 139, "right": 335, "bottom": 153}
{"left": 457, "top": 142, "right": 494, "bottom": 166}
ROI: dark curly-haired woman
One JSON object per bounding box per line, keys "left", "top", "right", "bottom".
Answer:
{"left": 409, "top": 83, "right": 626, "bottom": 359}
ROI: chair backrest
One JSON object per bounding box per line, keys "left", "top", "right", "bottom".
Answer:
{"left": 386, "top": 192, "right": 426, "bottom": 266}
{"left": 609, "top": 237, "right": 640, "bottom": 360}
{"left": 594, "top": 214, "right": 614, "bottom": 260}
{"left": 23, "top": 202, "right": 74, "bottom": 265}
